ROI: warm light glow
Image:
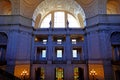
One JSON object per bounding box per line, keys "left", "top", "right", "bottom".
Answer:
{"left": 90, "top": 69, "right": 97, "bottom": 76}
{"left": 14, "top": 65, "right": 30, "bottom": 78}
{"left": 20, "top": 69, "right": 29, "bottom": 80}
{"left": 35, "top": 37, "right": 38, "bottom": 42}
{"left": 56, "top": 67, "right": 64, "bottom": 80}
{"left": 21, "top": 69, "right": 29, "bottom": 76}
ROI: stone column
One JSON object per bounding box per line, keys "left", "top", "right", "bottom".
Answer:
{"left": 48, "top": 35, "right": 53, "bottom": 62}
{"left": 103, "top": 60, "right": 114, "bottom": 80}
{"left": 65, "top": 34, "right": 72, "bottom": 61}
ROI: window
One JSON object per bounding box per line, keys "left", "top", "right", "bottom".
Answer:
{"left": 57, "top": 50, "right": 62, "bottom": 58}
{"left": 72, "top": 39, "right": 77, "bottom": 44}
{"left": 68, "top": 14, "right": 80, "bottom": 28}
{"left": 73, "top": 50, "right": 77, "bottom": 58}
{"left": 40, "top": 11, "right": 81, "bottom": 28}
{"left": 54, "top": 12, "right": 65, "bottom": 28}
{"left": 36, "top": 48, "right": 46, "bottom": 60}
{"left": 43, "top": 39, "right": 47, "bottom": 44}
{"left": 57, "top": 39, "right": 62, "bottom": 44}
{"left": 42, "top": 50, "right": 46, "bottom": 58}
{"left": 40, "top": 14, "right": 51, "bottom": 28}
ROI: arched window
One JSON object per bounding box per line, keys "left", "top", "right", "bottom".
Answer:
{"left": 39, "top": 11, "right": 81, "bottom": 28}
{"left": 111, "top": 32, "right": 120, "bottom": 61}
{"left": 40, "top": 14, "right": 51, "bottom": 28}
{"left": 0, "top": 0, "right": 12, "bottom": 15}
{"left": 107, "top": 0, "right": 120, "bottom": 14}
{"left": 68, "top": 14, "right": 80, "bottom": 28}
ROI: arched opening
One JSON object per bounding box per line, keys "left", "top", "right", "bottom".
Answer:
{"left": 0, "top": 0, "right": 12, "bottom": 15}
{"left": 35, "top": 67, "right": 45, "bottom": 80}
{"left": 111, "top": 32, "right": 120, "bottom": 61}
{"left": 34, "top": 14, "right": 41, "bottom": 29}
{"left": 107, "top": 0, "right": 120, "bottom": 14}
{"left": 55, "top": 67, "right": 64, "bottom": 80}
{"left": 115, "top": 70, "right": 120, "bottom": 80}
{"left": 32, "top": 0, "right": 86, "bottom": 29}
{"left": 0, "top": 32, "right": 8, "bottom": 65}
{"left": 74, "top": 67, "right": 84, "bottom": 80}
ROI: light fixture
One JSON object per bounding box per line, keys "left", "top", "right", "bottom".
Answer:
{"left": 90, "top": 69, "right": 97, "bottom": 80}
{"left": 21, "top": 69, "right": 29, "bottom": 80}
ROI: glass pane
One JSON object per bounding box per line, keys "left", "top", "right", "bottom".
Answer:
{"left": 73, "top": 50, "right": 77, "bottom": 58}
{"left": 68, "top": 14, "right": 80, "bottom": 28}
{"left": 43, "top": 39, "right": 47, "bottom": 44}
{"left": 57, "top": 39, "right": 62, "bottom": 44}
{"left": 57, "top": 50, "right": 62, "bottom": 58}
{"left": 72, "top": 39, "right": 77, "bottom": 44}
{"left": 54, "top": 12, "right": 65, "bottom": 28}
{"left": 41, "top": 14, "right": 51, "bottom": 28}
{"left": 56, "top": 68, "right": 64, "bottom": 80}
{"left": 42, "top": 50, "right": 46, "bottom": 58}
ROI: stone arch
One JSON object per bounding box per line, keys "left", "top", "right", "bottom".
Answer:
{"left": 32, "top": 0, "right": 86, "bottom": 28}
{"left": 0, "top": 32, "right": 8, "bottom": 64}
{"left": 0, "top": 0, "right": 12, "bottom": 15}
{"left": 107, "top": 0, "right": 120, "bottom": 14}
{"left": 78, "top": 14, "right": 86, "bottom": 28}
{"left": 0, "top": 32, "right": 8, "bottom": 44}
{"left": 34, "top": 14, "right": 41, "bottom": 29}
{"left": 111, "top": 32, "right": 120, "bottom": 45}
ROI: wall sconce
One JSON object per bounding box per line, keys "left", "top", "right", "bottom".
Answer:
{"left": 21, "top": 69, "right": 29, "bottom": 80}
{"left": 90, "top": 69, "right": 97, "bottom": 80}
